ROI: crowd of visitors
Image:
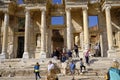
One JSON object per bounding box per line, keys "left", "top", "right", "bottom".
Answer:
{"left": 51, "top": 44, "right": 79, "bottom": 62}
{"left": 33, "top": 43, "right": 120, "bottom": 80}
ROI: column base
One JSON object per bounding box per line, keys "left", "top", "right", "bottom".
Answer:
{"left": 107, "top": 49, "right": 120, "bottom": 58}
{"left": 40, "top": 51, "right": 46, "bottom": 58}
{"left": 0, "top": 53, "right": 6, "bottom": 59}
{"left": 35, "top": 47, "right": 40, "bottom": 59}
{"left": 22, "top": 52, "right": 29, "bottom": 59}
{"left": 79, "top": 50, "right": 84, "bottom": 58}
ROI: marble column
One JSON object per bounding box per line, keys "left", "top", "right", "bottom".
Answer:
{"left": 82, "top": 7, "right": 89, "bottom": 49}
{"left": 23, "top": 10, "right": 30, "bottom": 58}
{"left": 40, "top": 9, "right": 46, "bottom": 58}
{"left": 100, "top": 34, "right": 104, "bottom": 57}
{"left": 118, "top": 31, "right": 120, "bottom": 48}
{"left": 80, "top": 32, "right": 84, "bottom": 50}
{"left": 47, "top": 29, "right": 52, "bottom": 57}
{"left": 0, "top": 12, "right": 9, "bottom": 59}
{"left": 66, "top": 8, "right": 72, "bottom": 50}
{"left": 63, "top": 28, "right": 67, "bottom": 47}
{"left": 105, "top": 6, "right": 113, "bottom": 50}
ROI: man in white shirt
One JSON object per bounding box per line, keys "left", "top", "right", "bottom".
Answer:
{"left": 48, "top": 61, "right": 54, "bottom": 72}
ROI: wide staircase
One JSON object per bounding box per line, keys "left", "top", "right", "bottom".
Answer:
{"left": 0, "top": 57, "right": 120, "bottom": 80}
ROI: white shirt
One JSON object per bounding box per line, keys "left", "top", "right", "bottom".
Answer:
{"left": 48, "top": 63, "right": 54, "bottom": 72}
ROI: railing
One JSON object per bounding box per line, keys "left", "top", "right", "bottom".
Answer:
{"left": 65, "top": 0, "right": 88, "bottom": 5}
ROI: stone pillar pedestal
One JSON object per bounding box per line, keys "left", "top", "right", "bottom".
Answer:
{"left": 0, "top": 12, "right": 9, "bottom": 59}
{"left": 82, "top": 7, "right": 89, "bottom": 50}
{"left": 66, "top": 8, "right": 72, "bottom": 50}
{"left": 40, "top": 8, "right": 46, "bottom": 58}
{"left": 79, "top": 32, "right": 84, "bottom": 58}
{"left": 107, "top": 49, "right": 120, "bottom": 58}
{"left": 105, "top": 6, "right": 114, "bottom": 57}
{"left": 23, "top": 9, "right": 30, "bottom": 59}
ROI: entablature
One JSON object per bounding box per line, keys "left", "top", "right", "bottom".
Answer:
{"left": 101, "top": 0, "right": 120, "bottom": 11}
{"left": 65, "top": 0, "right": 88, "bottom": 8}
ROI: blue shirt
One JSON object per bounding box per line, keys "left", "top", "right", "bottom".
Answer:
{"left": 70, "top": 63, "right": 75, "bottom": 70}
{"left": 109, "top": 67, "right": 120, "bottom": 80}
{"left": 34, "top": 65, "right": 40, "bottom": 72}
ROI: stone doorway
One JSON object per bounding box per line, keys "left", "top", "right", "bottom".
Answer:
{"left": 52, "top": 29, "right": 64, "bottom": 50}
{"left": 17, "top": 36, "right": 24, "bottom": 58}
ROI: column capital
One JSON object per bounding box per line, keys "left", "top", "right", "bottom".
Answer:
{"left": 3, "top": 10, "right": 8, "bottom": 13}
{"left": 40, "top": 7, "right": 46, "bottom": 11}
{"left": 82, "top": 7, "right": 88, "bottom": 10}
{"left": 105, "top": 5, "right": 111, "bottom": 10}
{"left": 25, "top": 9, "right": 30, "bottom": 13}
{"left": 66, "top": 8, "right": 71, "bottom": 12}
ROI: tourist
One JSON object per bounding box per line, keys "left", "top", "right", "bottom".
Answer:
{"left": 67, "top": 49, "right": 72, "bottom": 59}
{"left": 55, "top": 47, "right": 61, "bottom": 59}
{"left": 94, "top": 43, "right": 100, "bottom": 57}
{"left": 62, "top": 46, "right": 67, "bottom": 54}
{"left": 74, "top": 44, "right": 79, "bottom": 57}
{"left": 80, "top": 58, "right": 86, "bottom": 73}
{"left": 84, "top": 49, "right": 90, "bottom": 65}
{"left": 105, "top": 60, "right": 120, "bottom": 80}
{"left": 48, "top": 61, "right": 55, "bottom": 73}
{"left": 34, "top": 62, "right": 41, "bottom": 80}
{"left": 51, "top": 49, "right": 58, "bottom": 59}
{"left": 61, "top": 54, "right": 67, "bottom": 62}
{"left": 69, "top": 60, "right": 76, "bottom": 75}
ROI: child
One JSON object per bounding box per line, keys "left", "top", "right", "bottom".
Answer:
{"left": 69, "top": 60, "right": 76, "bottom": 75}
{"left": 80, "top": 58, "right": 86, "bottom": 73}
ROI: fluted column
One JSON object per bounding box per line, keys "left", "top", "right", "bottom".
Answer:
{"left": 0, "top": 12, "right": 9, "bottom": 59}
{"left": 23, "top": 9, "right": 30, "bottom": 58}
{"left": 63, "top": 28, "right": 67, "bottom": 47}
{"left": 82, "top": 7, "right": 89, "bottom": 49}
{"left": 47, "top": 29, "right": 52, "bottom": 57}
{"left": 118, "top": 31, "right": 120, "bottom": 48}
{"left": 66, "top": 8, "right": 72, "bottom": 50}
{"left": 105, "top": 6, "right": 113, "bottom": 50}
{"left": 80, "top": 32, "right": 84, "bottom": 50}
{"left": 40, "top": 9, "right": 46, "bottom": 58}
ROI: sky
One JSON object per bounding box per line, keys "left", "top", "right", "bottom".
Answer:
{"left": 51, "top": 16, "right": 98, "bottom": 27}
{"left": 89, "top": 16, "right": 98, "bottom": 27}
{"left": 51, "top": 16, "right": 64, "bottom": 25}
{"left": 17, "top": 0, "right": 23, "bottom": 4}
{"left": 52, "top": 0, "right": 62, "bottom": 4}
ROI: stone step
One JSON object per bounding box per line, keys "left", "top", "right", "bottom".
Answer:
{"left": 0, "top": 75, "right": 104, "bottom": 80}
{"left": 0, "top": 76, "right": 47, "bottom": 80}
{"left": 59, "top": 76, "right": 104, "bottom": 80}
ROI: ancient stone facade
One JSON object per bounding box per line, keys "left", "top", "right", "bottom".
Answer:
{"left": 0, "top": 0, "right": 120, "bottom": 59}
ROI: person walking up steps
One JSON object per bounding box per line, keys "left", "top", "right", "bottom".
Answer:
{"left": 34, "top": 62, "right": 41, "bottom": 80}
{"left": 84, "top": 49, "right": 90, "bottom": 65}
{"left": 74, "top": 44, "right": 79, "bottom": 57}
{"left": 80, "top": 58, "right": 86, "bottom": 73}
{"left": 69, "top": 60, "right": 76, "bottom": 75}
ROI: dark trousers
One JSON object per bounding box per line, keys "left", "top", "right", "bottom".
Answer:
{"left": 35, "top": 72, "right": 41, "bottom": 80}
{"left": 80, "top": 65, "right": 86, "bottom": 72}
{"left": 85, "top": 56, "right": 89, "bottom": 64}
{"left": 75, "top": 49, "right": 79, "bottom": 57}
